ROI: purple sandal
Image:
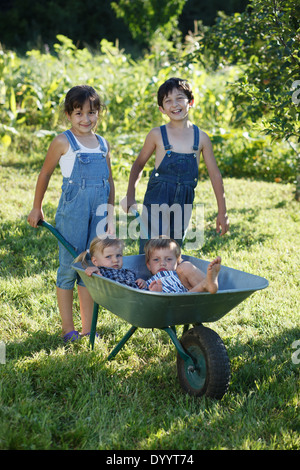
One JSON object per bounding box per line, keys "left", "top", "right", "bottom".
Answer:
{"left": 63, "top": 330, "right": 80, "bottom": 343}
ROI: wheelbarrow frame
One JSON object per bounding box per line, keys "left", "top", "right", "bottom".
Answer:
{"left": 36, "top": 220, "right": 268, "bottom": 398}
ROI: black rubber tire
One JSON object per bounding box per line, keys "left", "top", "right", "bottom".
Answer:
{"left": 177, "top": 325, "right": 230, "bottom": 399}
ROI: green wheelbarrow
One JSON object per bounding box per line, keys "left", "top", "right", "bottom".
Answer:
{"left": 37, "top": 220, "right": 268, "bottom": 399}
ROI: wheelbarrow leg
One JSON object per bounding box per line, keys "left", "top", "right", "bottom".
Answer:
{"left": 163, "top": 327, "right": 193, "bottom": 363}
{"left": 182, "top": 324, "right": 190, "bottom": 335}
{"left": 89, "top": 302, "right": 99, "bottom": 350}
{"left": 107, "top": 326, "right": 137, "bottom": 361}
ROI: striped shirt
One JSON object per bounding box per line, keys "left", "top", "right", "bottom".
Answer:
{"left": 146, "top": 270, "right": 188, "bottom": 293}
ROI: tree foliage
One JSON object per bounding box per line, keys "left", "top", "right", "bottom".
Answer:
{"left": 111, "top": 0, "right": 187, "bottom": 45}
{"left": 0, "top": 0, "right": 249, "bottom": 52}
{"left": 189, "top": 0, "right": 300, "bottom": 198}
{"left": 0, "top": 0, "right": 133, "bottom": 52}
{"left": 0, "top": 35, "right": 296, "bottom": 185}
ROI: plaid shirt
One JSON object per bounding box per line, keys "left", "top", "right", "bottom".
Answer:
{"left": 98, "top": 267, "right": 139, "bottom": 289}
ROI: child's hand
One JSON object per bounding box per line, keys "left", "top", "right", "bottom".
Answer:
{"left": 85, "top": 266, "right": 101, "bottom": 277}
{"left": 120, "top": 196, "right": 137, "bottom": 214}
{"left": 216, "top": 212, "right": 229, "bottom": 236}
{"left": 135, "top": 278, "right": 147, "bottom": 289}
{"left": 27, "top": 208, "right": 44, "bottom": 228}
{"left": 148, "top": 279, "right": 163, "bottom": 292}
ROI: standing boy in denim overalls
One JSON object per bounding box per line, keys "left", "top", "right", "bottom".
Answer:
{"left": 124, "top": 77, "right": 229, "bottom": 253}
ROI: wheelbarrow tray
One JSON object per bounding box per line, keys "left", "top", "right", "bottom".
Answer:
{"left": 72, "top": 254, "right": 268, "bottom": 329}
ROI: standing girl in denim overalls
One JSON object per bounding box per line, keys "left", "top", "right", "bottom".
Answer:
{"left": 28, "top": 85, "right": 115, "bottom": 342}
{"left": 124, "top": 77, "right": 229, "bottom": 253}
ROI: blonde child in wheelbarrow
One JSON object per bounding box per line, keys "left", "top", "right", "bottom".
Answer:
{"left": 77, "top": 236, "right": 146, "bottom": 290}
{"left": 145, "top": 238, "right": 221, "bottom": 294}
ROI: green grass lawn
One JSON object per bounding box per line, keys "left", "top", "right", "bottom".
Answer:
{"left": 0, "top": 156, "right": 299, "bottom": 450}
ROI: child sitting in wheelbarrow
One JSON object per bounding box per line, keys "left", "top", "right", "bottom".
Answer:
{"left": 145, "top": 238, "right": 221, "bottom": 294}
{"left": 75, "top": 236, "right": 147, "bottom": 289}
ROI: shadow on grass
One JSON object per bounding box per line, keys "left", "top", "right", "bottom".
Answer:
{"left": 5, "top": 321, "right": 299, "bottom": 396}
{"left": 196, "top": 207, "right": 273, "bottom": 256}
{"left": 0, "top": 215, "right": 59, "bottom": 278}
{"left": 6, "top": 330, "right": 64, "bottom": 361}
{"left": 2, "top": 318, "right": 299, "bottom": 450}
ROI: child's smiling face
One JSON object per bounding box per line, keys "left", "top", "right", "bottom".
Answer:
{"left": 146, "top": 247, "right": 179, "bottom": 275}
{"left": 66, "top": 99, "right": 99, "bottom": 136}
{"left": 159, "top": 88, "right": 193, "bottom": 121}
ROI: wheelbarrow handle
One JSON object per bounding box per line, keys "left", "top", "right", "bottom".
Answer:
{"left": 37, "top": 220, "right": 78, "bottom": 258}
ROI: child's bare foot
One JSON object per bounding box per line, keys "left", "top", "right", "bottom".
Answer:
{"left": 206, "top": 256, "right": 221, "bottom": 294}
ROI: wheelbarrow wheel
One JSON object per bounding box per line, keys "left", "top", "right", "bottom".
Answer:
{"left": 177, "top": 325, "right": 230, "bottom": 399}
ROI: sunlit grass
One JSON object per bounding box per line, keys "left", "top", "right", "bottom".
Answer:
{"left": 0, "top": 149, "right": 299, "bottom": 450}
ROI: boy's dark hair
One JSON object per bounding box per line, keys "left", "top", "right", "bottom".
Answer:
{"left": 157, "top": 78, "right": 194, "bottom": 107}
{"left": 64, "top": 85, "right": 105, "bottom": 114}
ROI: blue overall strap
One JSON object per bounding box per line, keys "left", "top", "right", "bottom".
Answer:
{"left": 95, "top": 134, "right": 108, "bottom": 155}
{"left": 63, "top": 130, "right": 80, "bottom": 151}
{"left": 192, "top": 125, "right": 200, "bottom": 151}
{"left": 160, "top": 125, "right": 172, "bottom": 150}
{"left": 160, "top": 124, "right": 199, "bottom": 151}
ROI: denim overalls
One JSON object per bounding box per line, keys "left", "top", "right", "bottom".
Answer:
{"left": 140, "top": 124, "right": 199, "bottom": 253}
{"left": 55, "top": 130, "right": 110, "bottom": 289}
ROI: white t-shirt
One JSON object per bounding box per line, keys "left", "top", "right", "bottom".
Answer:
{"left": 58, "top": 134, "right": 103, "bottom": 178}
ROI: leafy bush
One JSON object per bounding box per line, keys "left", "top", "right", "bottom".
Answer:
{"left": 186, "top": 0, "right": 300, "bottom": 196}
{"left": 0, "top": 35, "right": 297, "bottom": 183}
